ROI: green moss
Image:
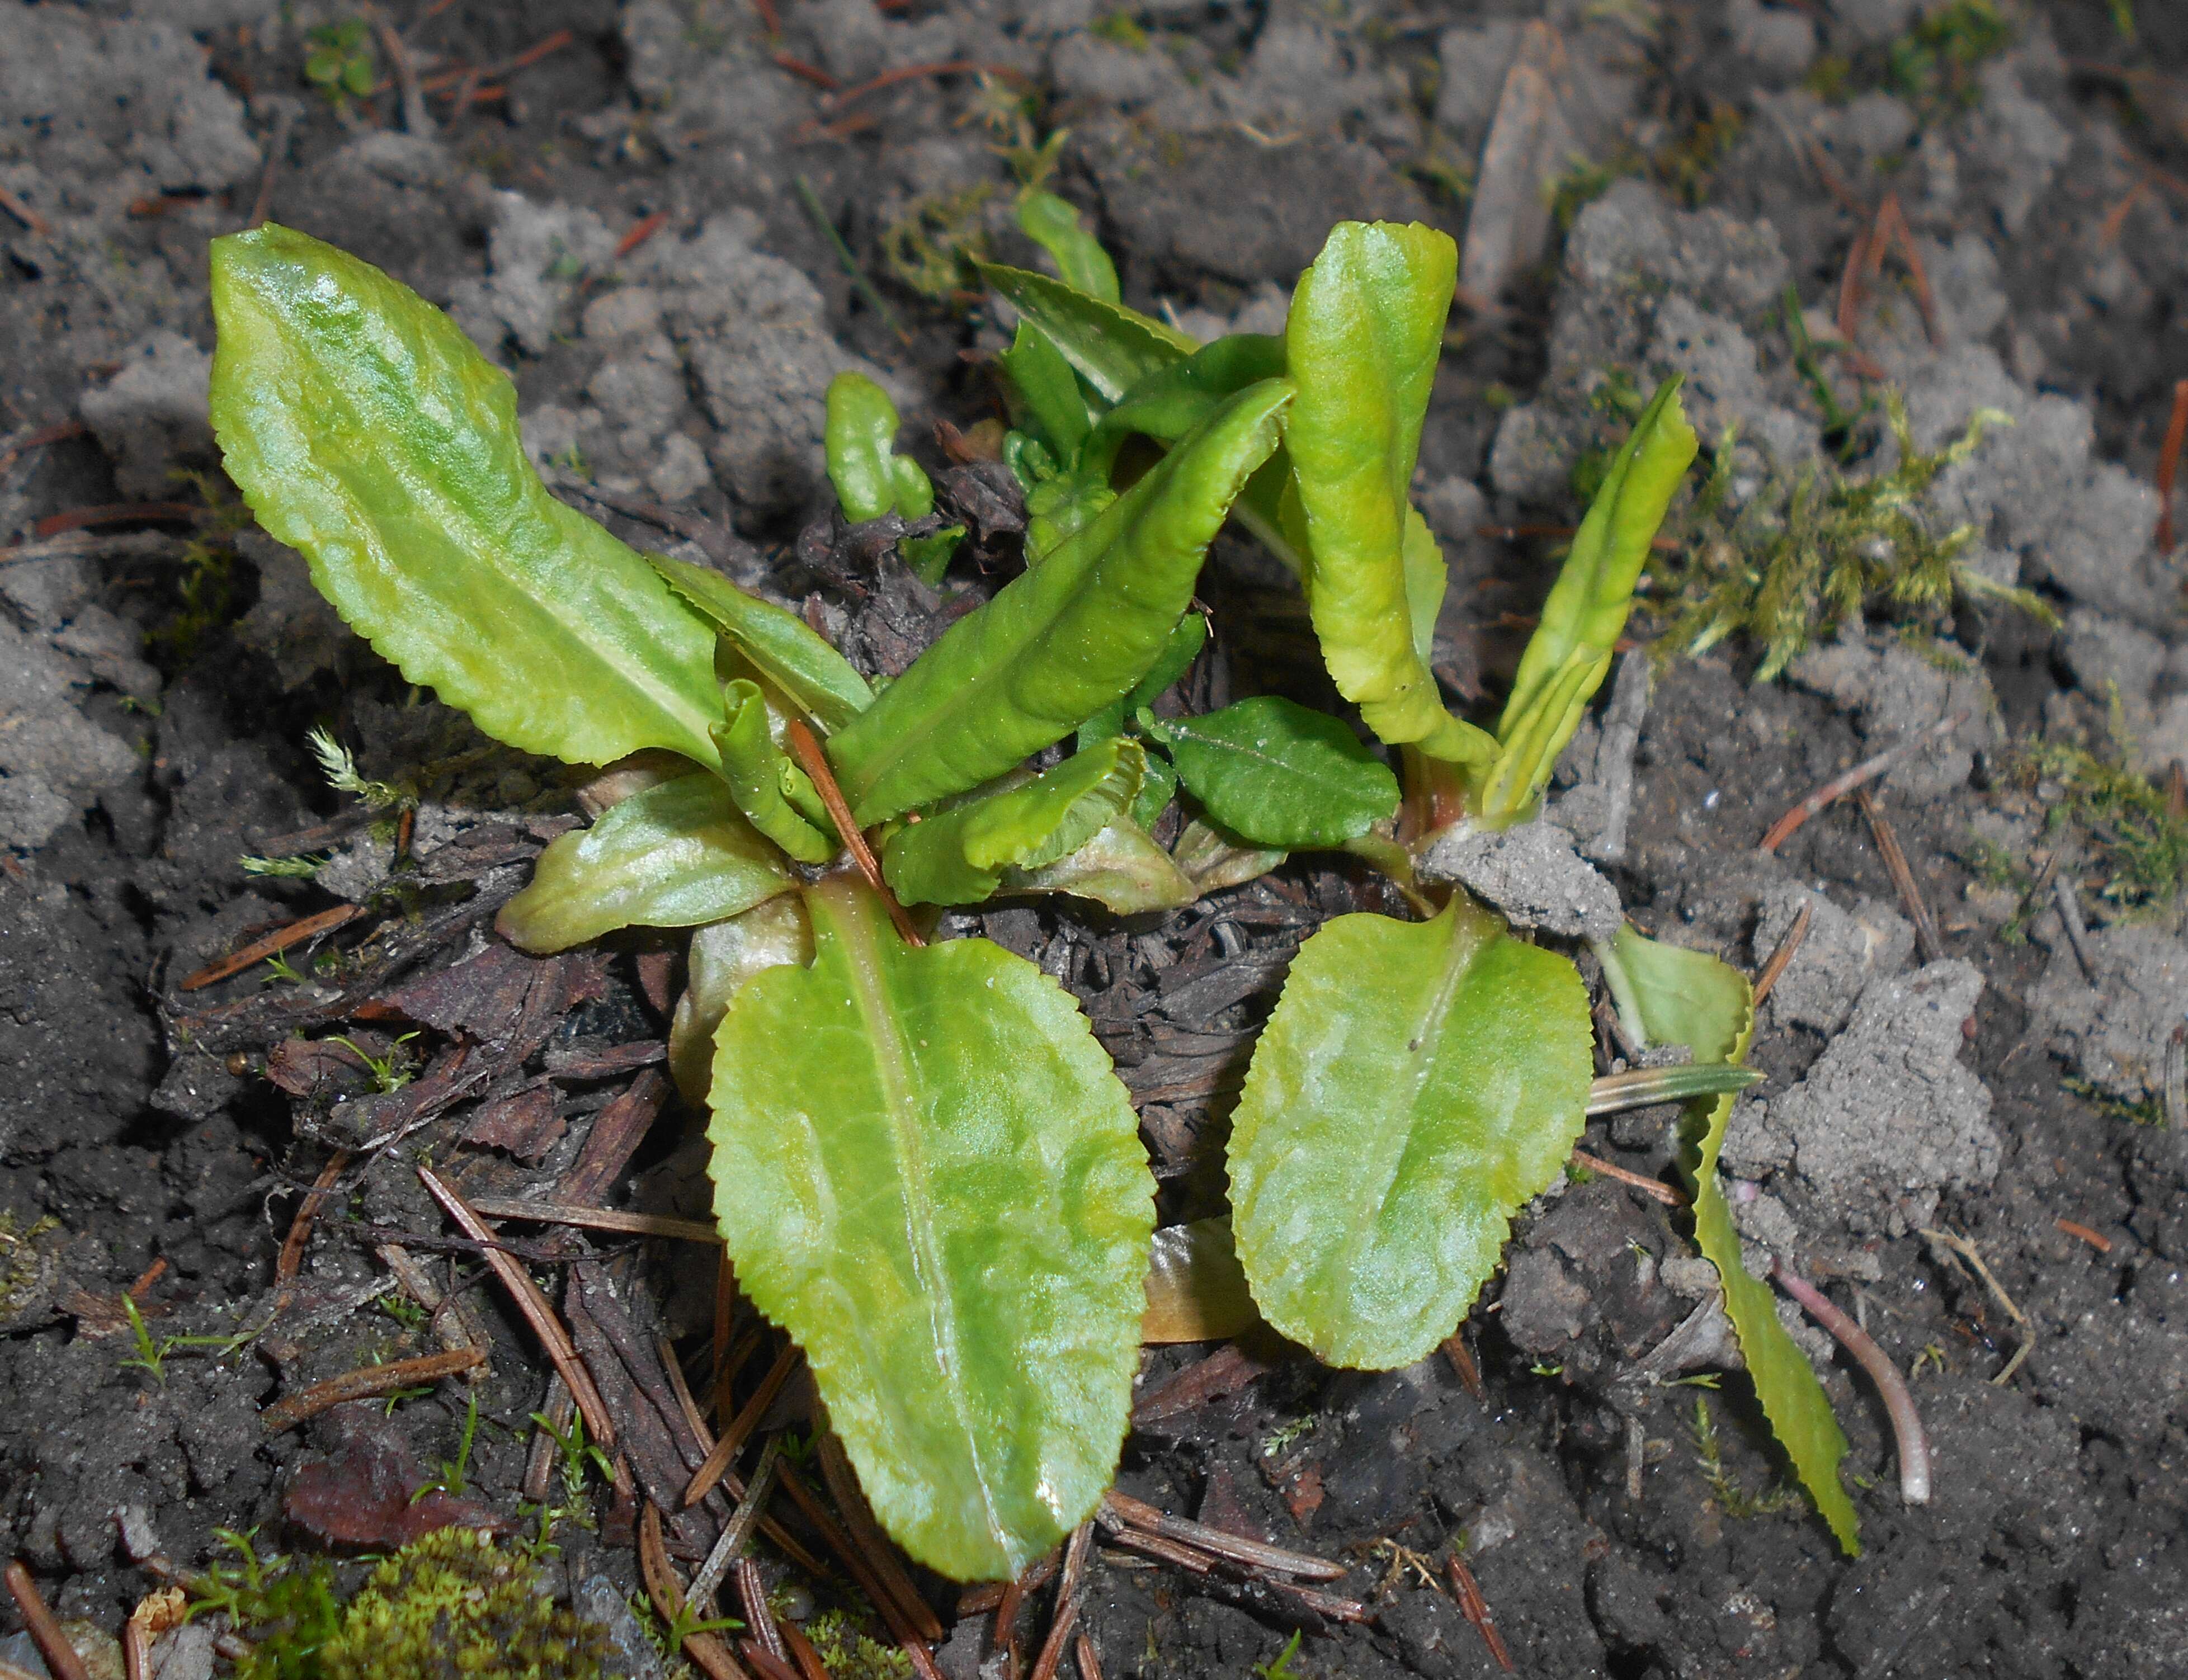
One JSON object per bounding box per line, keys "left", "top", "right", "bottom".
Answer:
{"left": 198, "top": 1529, "right": 605, "bottom": 1680}
{"left": 1887, "top": 1, "right": 2010, "bottom": 114}
{"left": 805, "top": 1608, "right": 912, "bottom": 1680}
{"left": 1090, "top": 10, "right": 1149, "bottom": 50}
{"left": 2019, "top": 705, "right": 2188, "bottom": 917}
{"left": 1642, "top": 393, "right": 2052, "bottom": 681}
{"left": 879, "top": 184, "right": 994, "bottom": 300}
{"left": 0, "top": 1212, "right": 60, "bottom": 1319}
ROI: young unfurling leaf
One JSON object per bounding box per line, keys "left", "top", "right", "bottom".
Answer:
{"left": 1476, "top": 381, "right": 1699, "bottom": 823}
{"left": 209, "top": 224, "right": 726, "bottom": 771}
{"left": 998, "top": 320, "right": 1094, "bottom": 468}
{"left": 999, "top": 817, "right": 1199, "bottom": 914}
{"left": 1227, "top": 895, "right": 1591, "bottom": 1368}
{"left": 1603, "top": 926, "right": 1860, "bottom": 1554}
{"left": 1141, "top": 696, "right": 1399, "bottom": 850}
{"left": 1016, "top": 190, "right": 1120, "bottom": 304}
{"left": 668, "top": 895, "right": 814, "bottom": 1103}
{"left": 1079, "top": 334, "right": 1288, "bottom": 479}
{"left": 1282, "top": 222, "right": 1487, "bottom": 766}
{"left": 713, "top": 681, "right": 836, "bottom": 863}
{"left": 825, "top": 380, "right": 1291, "bottom": 825}
{"left": 824, "top": 372, "right": 934, "bottom": 523}
{"left": 497, "top": 776, "right": 794, "bottom": 954}
{"left": 647, "top": 553, "right": 874, "bottom": 736}
{"left": 881, "top": 738, "right": 1146, "bottom": 907}
{"left": 707, "top": 877, "right": 1154, "bottom": 1580}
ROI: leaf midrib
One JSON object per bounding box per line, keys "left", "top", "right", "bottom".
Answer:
{"left": 1315, "top": 910, "right": 1484, "bottom": 1309}
{"left": 833, "top": 895, "right": 1011, "bottom": 1558}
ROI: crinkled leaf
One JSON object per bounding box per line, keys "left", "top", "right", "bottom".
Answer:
{"left": 1282, "top": 221, "right": 1466, "bottom": 758}
{"left": 707, "top": 878, "right": 1154, "bottom": 1580}
{"left": 1003, "top": 817, "right": 1199, "bottom": 913}
{"left": 668, "top": 895, "right": 813, "bottom": 1103}
{"left": 1142, "top": 1218, "right": 1257, "bottom": 1344}
{"left": 1170, "top": 818, "right": 1284, "bottom": 894}
{"left": 1229, "top": 896, "right": 1591, "bottom": 1368}
{"left": 647, "top": 553, "right": 874, "bottom": 735}
{"left": 1076, "top": 611, "right": 1208, "bottom": 748}
{"left": 209, "top": 224, "right": 725, "bottom": 771}
{"left": 1480, "top": 380, "right": 1697, "bottom": 822}
{"left": 1081, "top": 334, "right": 1288, "bottom": 478}
{"left": 826, "top": 372, "right": 934, "bottom": 522}
{"left": 1017, "top": 190, "right": 1121, "bottom": 304}
{"left": 826, "top": 380, "right": 1291, "bottom": 825}
{"left": 1607, "top": 924, "right": 1860, "bottom": 1555}
{"left": 882, "top": 739, "right": 1145, "bottom": 907}
{"left": 998, "top": 322, "right": 1095, "bottom": 464}
{"left": 497, "top": 775, "right": 793, "bottom": 953}
{"left": 713, "top": 680, "right": 836, "bottom": 863}
{"left": 1142, "top": 696, "right": 1398, "bottom": 850}
{"left": 978, "top": 262, "right": 1195, "bottom": 403}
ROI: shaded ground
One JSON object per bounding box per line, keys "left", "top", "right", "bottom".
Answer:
{"left": 6, "top": 1, "right": 2188, "bottom": 1676}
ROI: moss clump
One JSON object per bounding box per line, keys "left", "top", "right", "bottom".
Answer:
{"left": 209, "top": 1529, "right": 604, "bottom": 1680}
{"left": 878, "top": 185, "right": 994, "bottom": 301}
{"left": 2021, "top": 710, "right": 2188, "bottom": 917}
{"left": 805, "top": 1607, "right": 912, "bottom": 1680}
{"left": 1640, "top": 394, "right": 2050, "bottom": 681}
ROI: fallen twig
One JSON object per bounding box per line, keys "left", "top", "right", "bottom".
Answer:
{"left": 1445, "top": 1552, "right": 1513, "bottom": 1673}
{"left": 1029, "top": 1522, "right": 1094, "bottom": 1680}
{"left": 773, "top": 52, "right": 839, "bottom": 89}
{"left": 637, "top": 1502, "right": 748, "bottom": 1680}
{"left": 1569, "top": 1149, "right": 1685, "bottom": 1207}
{"left": 818, "top": 1433, "right": 942, "bottom": 1640}
{"left": 0, "top": 182, "right": 52, "bottom": 239}
{"left": 4, "top": 1560, "right": 92, "bottom": 1680}
{"left": 417, "top": 1167, "right": 618, "bottom": 1448}
{"left": 683, "top": 1342, "right": 800, "bottom": 1506}
{"left": 261, "top": 1346, "right": 484, "bottom": 1433}
{"left": 34, "top": 501, "right": 201, "bottom": 539}
{"left": 1440, "top": 1330, "right": 1485, "bottom": 1401}
{"left": 1099, "top": 1492, "right": 1347, "bottom": 1582}
{"left": 1854, "top": 786, "right": 1945, "bottom": 964}
{"left": 1751, "top": 899, "right": 1814, "bottom": 1008}
{"left": 1772, "top": 1259, "right": 1930, "bottom": 1503}
{"left": 2054, "top": 1218, "right": 2111, "bottom": 1253}
{"left": 687, "top": 1437, "right": 783, "bottom": 1611}
{"left": 277, "top": 1150, "right": 352, "bottom": 1284}
{"left": 615, "top": 210, "right": 670, "bottom": 260}
{"left": 2052, "top": 874, "right": 2097, "bottom": 984}
{"left": 785, "top": 719, "right": 923, "bottom": 943}
{"left": 370, "top": 6, "right": 434, "bottom": 135}
{"left": 180, "top": 903, "right": 365, "bottom": 990}
{"left": 2158, "top": 378, "right": 2188, "bottom": 554}
{"left": 1586, "top": 651, "right": 1651, "bottom": 863}
{"left": 1758, "top": 714, "right": 1964, "bottom": 853}
{"left": 466, "top": 1197, "right": 719, "bottom": 1245}
{"left": 1920, "top": 1226, "right": 2031, "bottom": 1386}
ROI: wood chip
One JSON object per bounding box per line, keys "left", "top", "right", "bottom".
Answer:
{"left": 261, "top": 1346, "right": 485, "bottom": 1434}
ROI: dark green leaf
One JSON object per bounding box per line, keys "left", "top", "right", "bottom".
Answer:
{"left": 881, "top": 739, "right": 1145, "bottom": 907}
{"left": 1142, "top": 696, "right": 1398, "bottom": 849}
{"left": 978, "top": 262, "right": 1195, "bottom": 403}
{"left": 707, "top": 878, "right": 1154, "bottom": 1579}
{"left": 209, "top": 224, "right": 725, "bottom": 771}
{"left": 825, "top": 380, "right": 1291, "bottom": 825}
{"left": 1229, "top": 896, "right": 1592, "bottom": 1367}
{"left": 497, "top": 775, "right": 794, "bottom": 953}
{"left": 997, "top": 321, "right": 1093, "bottom": 464}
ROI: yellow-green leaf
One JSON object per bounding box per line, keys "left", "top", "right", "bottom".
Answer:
{"left": 496, "top": 775, "right": 794, "bottom": 953}
{"left": 646, "top": 553, "right": 874, "bottom": 737}
{"left": 1606, "top": 925, "right": 1860, "bottom": 1554}
{"left": 1228, "top": 895, "right": 1591, "bottom": 1368}
{"left": 1017, "top": 190, "right": 1120, "bottom": 304}
{"left": 209, "top": 224, "right": 724, "bottom": 771}
{"left": 713, "top": 680, "right": 837, "bottom": 863}
{"left": 1282, "top": 221, "right": 1457, "bottom": 753}
{"left": 707, "top": 879, "right": 1154, "bottom": 1580}
{"left": 825, "top": 371, "right": 933, "bottom": 522}
{"left": 978, "top": 261, "right": 1196, "bottom": 402}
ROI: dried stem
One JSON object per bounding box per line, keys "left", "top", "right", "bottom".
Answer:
{"left": 1772, "top": 1260, "right": 1931, "bottom": 1504}
{"left": 1751, "top": 899, "right": 1814, "bottom": 1008}
{"left": 784, "top": 719, "right": 925, "bottom": 946}
{"left": 1854, "top": 786, "right": 1944, "bottom": 964}
{"left": 1758, "top": 714, "right": 1963, "bottom": 853}
{"left": 2157, "top": 377, "right": 2188, "bottom": 553}
{"left": 261, "top": 1347, "right": 484, "bottom": 1434}
{"left": 3, "top": 1561, "right": 91, "bottom": 1680}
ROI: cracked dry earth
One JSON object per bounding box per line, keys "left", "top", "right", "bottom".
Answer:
{"left": 6, "top": 0, "right": 2188, "bottom": 1676}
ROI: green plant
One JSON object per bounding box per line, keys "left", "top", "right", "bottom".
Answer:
{"left": 1643, "top": 394, "right": 2052, "bottom": 680}
{"left": 2108, "top": 0, "right": 2136, "bottom": 44}
{"left": 409, "top": 1391, "right": 481, "bottom": 1504}
{"left": 1255, "top": 1630, "right": 1305, "bottom": 1680}
{"left": 304, "top": 18, "right": 379, "bottom": 106}
{"left": 1690, "top": 1394, "right": 1806, "bottom": 1521}
{"left": 1886, "top": 0, "right": 2011, "bottom": 113}
{"left": 327, "top": 1031, "right": 422, "bottom": 1094}
{"left": 805, "top": 1608, "right": 912, "bottom": 1680}
{"left": 242, "top": 851, "right": 329, "bottom": 878}
{"left": 207, "top": 213, "right": 1849, "bottom": 1576}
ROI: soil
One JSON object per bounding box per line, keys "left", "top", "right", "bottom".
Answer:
{"left": 6, "top": 1, "right": 2188, "bottom": 1677}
